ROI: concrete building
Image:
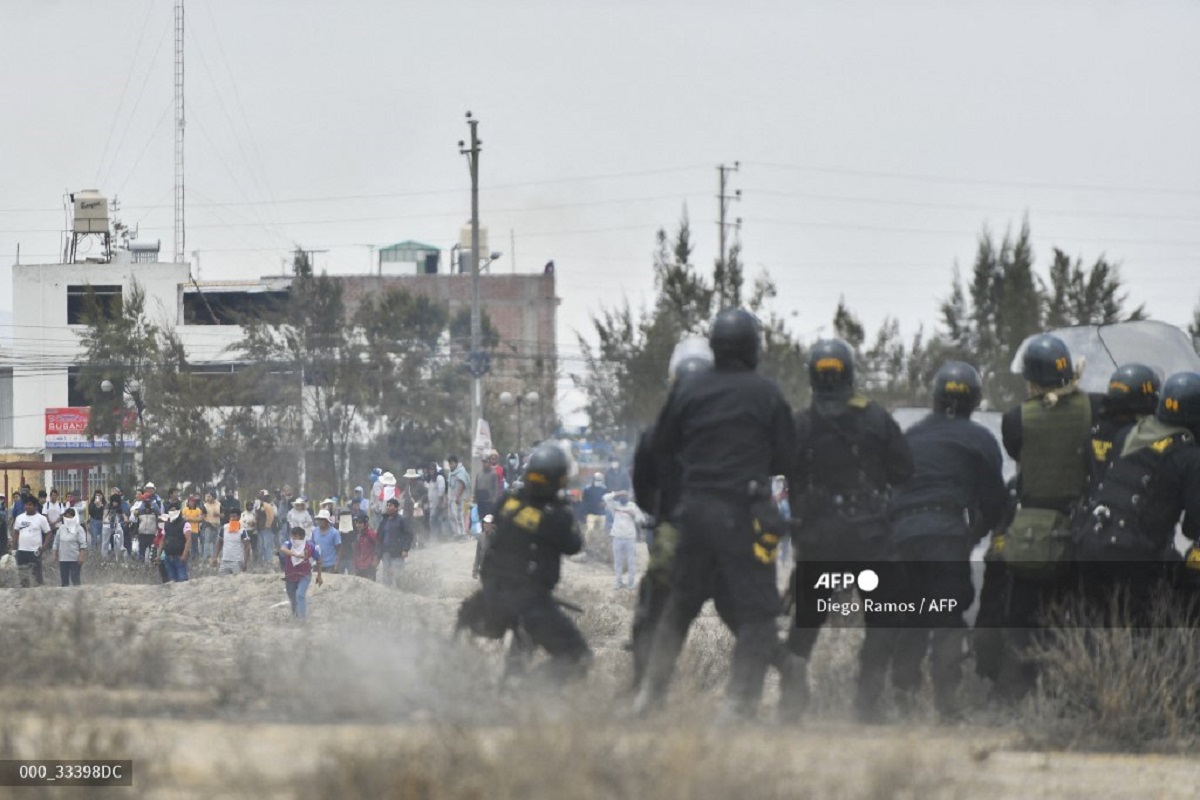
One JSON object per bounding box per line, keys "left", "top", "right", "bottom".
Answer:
{"left": 5, "top": 252, "right": 557, "bottom": 494}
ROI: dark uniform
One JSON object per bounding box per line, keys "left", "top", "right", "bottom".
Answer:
{"left": 886, "top": 362, "right": 1006, "bottom": 718}
{"left": 629, "top": 348, "right": 740, "bottom": 691}
{"left": 990, "top": 334, "right": 1097, "bottom": 701}
{"left": 459, "top": 443, "right": 591, "bottom": 684}
{"left": 635, "top": 309, "right": 796, "bottom": 718}
{"left": 1075, "top": 373, "right": 1200, "bottom": 623}
{"left": 787, "top": 388, "right": 913, "bottom": 720}
{"left": 1087, "top": 364, "right": 1162, "bottom": 495}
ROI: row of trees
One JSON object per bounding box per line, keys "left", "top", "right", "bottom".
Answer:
{"left": 578, "top": 214, "right": 1155, "bottom": 441}
{"left": 77, "top": 251, "right": 540, "bottom": 498}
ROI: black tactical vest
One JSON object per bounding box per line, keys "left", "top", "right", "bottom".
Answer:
{"left": 1080, "top": 431, "right": 1192, "bottom": 558}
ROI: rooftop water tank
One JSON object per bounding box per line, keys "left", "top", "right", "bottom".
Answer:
{"left": 72, "top": 190, "right": 109, "bottom": 234}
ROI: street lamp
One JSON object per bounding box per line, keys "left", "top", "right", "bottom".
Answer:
{"left": 499, "top": 390, "right": 540, "bottom": 454}
{"left": 101, "top": 378, "right": 146, "bottom": 485}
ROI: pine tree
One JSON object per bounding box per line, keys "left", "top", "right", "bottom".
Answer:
{"left": 832, "top": 296, "right": 866, "bottom": 350}
{"left": 1041, "top": 247, "right": 1147, "bottom": 326}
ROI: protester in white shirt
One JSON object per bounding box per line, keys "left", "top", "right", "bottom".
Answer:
{"left": 13, "top": 504, "right": 52, "bottom": 587}
{"left": 604, "top": 490, "right": 646, "bottom": 591}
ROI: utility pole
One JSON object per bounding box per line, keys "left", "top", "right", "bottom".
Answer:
{"left": 174, "top": 0, "right": 186, "bottom": 264}
{"left": 460, "top": 112, "right": 485, "bottom": 462}
{"left": 717, "top": 161, "right": 741, "bottom": 279}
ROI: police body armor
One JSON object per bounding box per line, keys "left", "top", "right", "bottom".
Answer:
{"left": 1004, "top": 391, "right": 1091, "bottom": 575}
{"left": 796, "top": 401, "right": 891, "bottom": 555}
{"left": 1078, "top": 431, "right": 1193, "bottom": 561}
{"left": 481, "top": 494, "right": 561, "bottom": 591}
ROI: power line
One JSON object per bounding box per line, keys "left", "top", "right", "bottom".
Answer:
{"left": 746, "top": 161, "right": 1200, "bottom": 199}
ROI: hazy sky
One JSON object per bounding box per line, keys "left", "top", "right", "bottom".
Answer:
{"left": 3, "top": 0, "right": 1198, "bottom": 416}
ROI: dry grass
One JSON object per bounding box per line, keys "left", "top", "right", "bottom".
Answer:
{"left": 1027, "top": 587, "right": 1200, "bottom": 751}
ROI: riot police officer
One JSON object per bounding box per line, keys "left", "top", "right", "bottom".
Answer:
{"left": 629, "top": 337, "right": 741, "bottom": 691}
{"left": 783, "top": 337, "right": 914, "bottom": 722}
{"left": 634, "top": 308, "right": 797, "bottom": 719}
{"left": 1075, "top": 371, "right": 1200, "bottom": 622}
{"left": 1087, "top": 363, "right": 1161, "bottom": 493}
{"left": 887, "top": 361, "right": 1006, "bottom": 720}
{"left": 458, "top": 442, "right": 592, "bottom": 683}
{"left": 992, "top": 333, "right": 1097, "bottom": 701}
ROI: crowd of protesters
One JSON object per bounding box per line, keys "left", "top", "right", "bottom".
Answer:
{"left": 0, "top": 447, "right": 638, "bottom": 616}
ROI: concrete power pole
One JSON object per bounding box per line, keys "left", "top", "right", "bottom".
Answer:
{"left": 459, "top": 112, "right": 484, "bottom": 461}
{"left": 717, "top": 162, "right": 741, "bottom": 288}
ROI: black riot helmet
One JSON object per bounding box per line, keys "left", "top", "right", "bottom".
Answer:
{"left": 708, "top": 308, "right": 761, "bottom": 369}
{"left": 808, "top": 338, "right": 856, "bottom": 412}
{"left": 1021, "top": 333, "right": 1073, "bottom": 389}
{"left": 521, "top": 442, "right": 571, "bottom": 503}
{"left": 1156, "top": 371, "right": 1200, "bottom": 433}
{"left": 932, "top": 361, "right": 983, "bottom": 417}
{"left": 1105, "top": 363, "right": 1161, "bottom": 418}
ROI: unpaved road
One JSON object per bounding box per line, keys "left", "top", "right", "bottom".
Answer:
{"left": 1, "top": 537, "right": 1197, "bottom": 799}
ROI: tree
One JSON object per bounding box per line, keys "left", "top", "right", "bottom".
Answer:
{"left": 832, "top": 296, "right": 866, "bottom": 350}
{"left": 76, "top": 280, "right": 161, "bottom": 487}
{"left": 1041, "top": 248, "right": 1147, "bottom": 327}
{"left": 233, "top": 249, "right": 369, "bottom": 498}
{"left": 358, "top": 287, "right": 473, "bottom": 467}
{"left": 141, "top": 327, "right": 219, "bottom": 490}
{"left": 577, "top": 212, "right": 810, "bottom": 441}
{"left": 576, "top": 212, "right": 715, "bottom": 442}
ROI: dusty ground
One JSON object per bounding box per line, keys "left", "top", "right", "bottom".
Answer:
{"left": 0, "top": 540, "right": 1198, "bottom": 799}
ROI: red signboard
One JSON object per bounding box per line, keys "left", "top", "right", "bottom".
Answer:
{"left": 44, "top": 407, "right": 136, "bottom": 448}
{"left": 45, "top": 407, "right": 91, "bottom": 436}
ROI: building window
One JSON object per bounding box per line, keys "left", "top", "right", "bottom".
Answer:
{"left": 67, "top": 367, "right": 89, "bottom": 407}
{"left": 183, "top": 290, "right": 289, "bottom": 325}
{"left": 67, "top": 285, "right": 122, "bottom": 325}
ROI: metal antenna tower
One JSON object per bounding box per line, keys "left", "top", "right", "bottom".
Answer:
{"left": 174, "top": 0, "right": 186, "bottom": 264}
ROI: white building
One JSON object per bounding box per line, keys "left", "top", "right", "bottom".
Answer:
{"left": 8, "top": 255, "right": 283, "bottom": 494}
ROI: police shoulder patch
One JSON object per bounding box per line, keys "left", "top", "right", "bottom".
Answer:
{"left": 501, "top": 497, "right": 522, "bottom": 514}
{"left": 513, "top": 506, "right": 543, "bottom": 532}
{"left": 1150, "top": 437, "right": 1175, "bottom": 454}
{"left": 1092, "top": 439, "right": 1113, "bottom": 462}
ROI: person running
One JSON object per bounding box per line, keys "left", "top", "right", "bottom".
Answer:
{"left": 280, "top": 527, "right": 323, "bottom": 619}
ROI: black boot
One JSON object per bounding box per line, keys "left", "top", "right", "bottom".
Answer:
{"left": 776, "top": 651, "right": 810, "bottom": 724}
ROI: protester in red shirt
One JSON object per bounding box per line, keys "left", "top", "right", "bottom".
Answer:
{"left": 351, "top": 515, "right": 379, "bottom": 580}
{"left": 279, "top": 526, "right": 323, "bottom": 619}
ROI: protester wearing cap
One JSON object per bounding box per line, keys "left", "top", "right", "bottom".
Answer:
{"left": 312, "top": 509, "right": 342, "bottom": 573}
{"left": 286, "top": 497, "right": 314, "bottom": 540}
{"left": 143, "top": 482, "right": 163, "bottom": 515}
{"left": 377, "top": 497, "right": 414, "bottom": 587}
